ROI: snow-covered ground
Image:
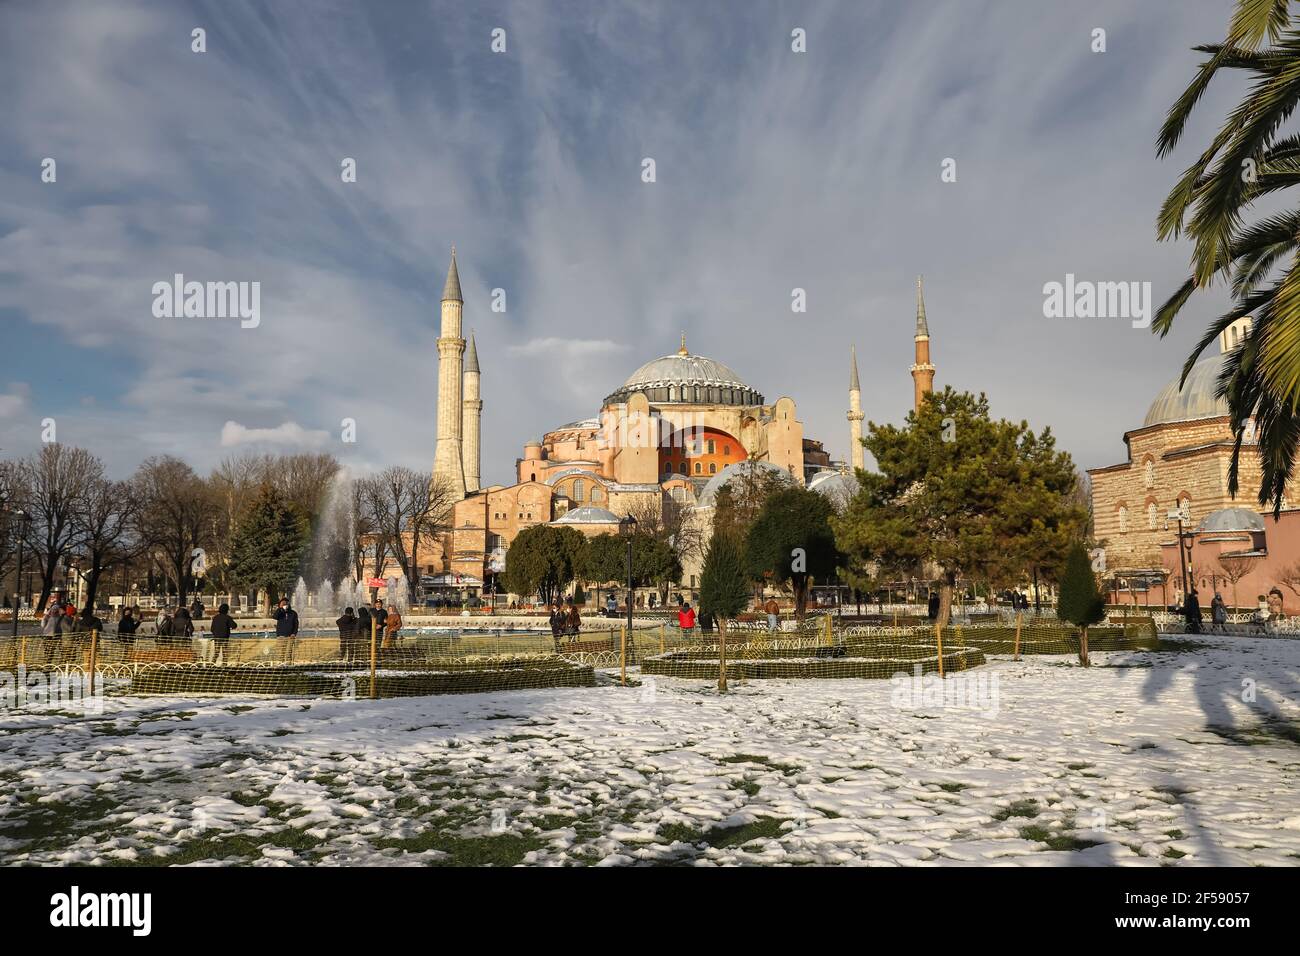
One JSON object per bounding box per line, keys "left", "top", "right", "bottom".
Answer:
{"left": 1, "top": 635, "right": 1297, "bottom": 866}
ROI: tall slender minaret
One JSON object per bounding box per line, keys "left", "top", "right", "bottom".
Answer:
{"left": 462, "top": 333, "right": 482, "bottom": 494}
{"left": 910, "top": 275, "right": 935, "bottom": 412}
{"left": 433, "top": 247, "right": 467, "bottom": 497}
{"left": 847, "top": 345, "right": 865, "bottom": 470}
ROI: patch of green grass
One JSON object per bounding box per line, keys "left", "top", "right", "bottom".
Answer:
{"left": 716, "top": 754, "right": 801, "bottom": 775}
{"left": 133, "top": 827, "right": 325, "bottom": 865}
{"left": 732, "top": 779, "right": 761, "bottom": 797}
{"left": 1165, "top": 829, "right": 1185, "bottom": 839}
{"left": 993, "top": 799, "right": 1040, "bottom": 821}
{"left": 1163, "top": 847, "right": 1187, "bottom": 859}
{"left": 1019, "top": 824, "right": 1102, "bottom": 852}
{"left": 936, "top": 782, "right": 969, "bottom": 793}
{"left": 374, "top": 830, "right": 544, "bottom": 865}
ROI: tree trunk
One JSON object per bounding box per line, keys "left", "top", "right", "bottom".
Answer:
{"left": 1078, "top": 625, "right": 1090, "bottom": 667}
{"left": 793, "top": 577, "right": 808, "bottom": 621}
{"left": 718, "top": 618, "right": 728, "bottom": 693}
{"left": 82, "top": 566, "right": 104, "bottom": 616}
{"left": 937, "top": 571, "right": 956, "bottom": 629}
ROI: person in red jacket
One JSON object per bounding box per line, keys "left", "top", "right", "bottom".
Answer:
{"left": 677, "top": 602, "right": 696, "bottom": 635}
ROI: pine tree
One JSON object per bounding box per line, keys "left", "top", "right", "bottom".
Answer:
{"left": 699, "top": 532, "right": 751, "bottom": 692}
{"left": 745, "top": 486, "right": 841, "bottom": 619}
{"left": 1057, "top": 541, "right": 1105, "bottom": 666}
{"left": 227, "top": 485, "right": 308, "bottom": 613}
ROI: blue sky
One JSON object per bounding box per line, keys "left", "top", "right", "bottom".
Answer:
{"left": 0, "top": 0, "right": 1248, "bottom": 485}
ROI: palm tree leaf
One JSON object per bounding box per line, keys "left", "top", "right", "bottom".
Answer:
{"left": 1229, "top": 0, "right": 1294, "bottom": 50}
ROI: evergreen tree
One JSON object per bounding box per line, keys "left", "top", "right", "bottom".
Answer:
{"left": 227, "top": 485, "right": 308, "bottom": 612}
{"left": 832, "top": 388, "right": 1086, "bottom": 628}
{"left": 746, "top": 486, "right": 841, "bottom": 619}
{"left": 699, "top": 532, "right": 751, "bottom": 692}
{"left": 1057, "top": 541, "right": 1106, "bottom": 666}
{"left": 500, "top": 525, "right": 588, "bottom": 606}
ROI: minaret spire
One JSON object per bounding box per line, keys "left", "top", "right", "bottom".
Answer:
{"left": 679, "top": 332, "right": 689, "bottom": 356}
{"left": 847, "top": 345, "right": 865, "bottom": 470}
{"left": 433, "top": 247, "right": 467, "bottom": 497}
{"left": 462, "top": 332, "right": 482, "bottom": 494}
{"left": 910, "top": 275, "right": 935, "bottom": 413}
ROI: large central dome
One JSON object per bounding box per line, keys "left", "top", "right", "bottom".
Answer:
{"left": 603, "top": 340, "right": 764, "bottom": 407}
{"left": 1143, "top": 352, "right": 1229, "bottom": 427}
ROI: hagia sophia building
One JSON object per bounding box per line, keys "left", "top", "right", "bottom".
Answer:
{"left": 363, "top": 250, "right": 938, "bottom": 602}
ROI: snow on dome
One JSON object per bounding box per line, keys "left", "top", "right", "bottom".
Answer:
{"left": 552, "top": 506, "right": 621, "bottom": 525}
{"left": 697, "top": 459, "right": 796, "bottom": 508}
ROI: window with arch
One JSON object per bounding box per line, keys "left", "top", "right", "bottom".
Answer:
{"left": 590, "top": 487, "right": 603, "bottom": 503}
{"left": 1144, "top": 459, "right": 1154, "bottom": 489}
{"left": 694, "top": 462, "right": 702, "bottom": 475}
{"left": 1118, "top": 505, "right": 1129, "bottom": 534}
{"left": 708, "top": 462, "right": 717, "bottom": 474}
{"left": 707, "top": 439, "right": 716, "bottom": 454}
{"left": 723, "top": 445, "right": 731, "bottom": 456}
{"left": 573, "top": 480, "right": 585, "bottom": 503}
{"left": 1178, "top": 497, "right": 1191, "bottom": 522}
{"left": 1147, "top": 502, "right": 1157, "bottom": 529}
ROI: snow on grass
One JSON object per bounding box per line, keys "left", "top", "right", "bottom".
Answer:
{"left": 0, "top": 635, "right": 1297, "bottom": 865}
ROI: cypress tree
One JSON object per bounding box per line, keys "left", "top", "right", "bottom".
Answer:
{"left": 699, "top": 533, "right": 752, "bottom": 692}
{"left": 1057, "top": 541, "right": 1105, "bottom": 666}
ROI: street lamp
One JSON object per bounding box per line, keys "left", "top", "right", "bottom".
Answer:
{"left": 619, "top": 514, "right": 638, "bottom": 635}
{"left": 1165, "top": 509, "right": 1192, "bottom": 602}
{"left": 10, "top": 508, "right": 28, "bottom": 638}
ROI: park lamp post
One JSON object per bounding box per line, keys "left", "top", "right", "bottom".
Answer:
{"left": 1165, "top": 510, "right": 1192, "bottom": 602}
{"left": 10, "top": 508, "right": 29, "bottom": 638}
{"left": 619, "top": 514, "right": 637, "bottom": 635}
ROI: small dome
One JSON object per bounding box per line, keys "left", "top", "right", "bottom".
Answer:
{"left": 1195, "top": 507, "right": 1264, "bottom": 534}
{"left": 697, "top": 459, "right": 796, "bottom": 508}
{"left": 807, "top": 470, "right": 858, "bottom": 510}
{"left": 553, "top": 506, "right": 621, "bottom": 525}
{"left": 1143, "top": 353, "right": 1229, "bottom": 427}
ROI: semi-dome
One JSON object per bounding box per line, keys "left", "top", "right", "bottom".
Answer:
{"left": 1195, "top": 507, "right": 1264, "bottom": 534}
{"left": 552, "top": 506, "right": 621, "bottom": 526}
{"left": 697, "top": 459, "right": 796, "bottom": 508}
{"left": 603, "top": 338, "right": 764, "bottom": 407}
{"left": 1143, "top": 352, "right": 1229, "bottom": 427}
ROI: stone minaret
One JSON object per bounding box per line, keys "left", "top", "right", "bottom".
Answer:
{"left": 433, "top": 248, "right": 467, "bottom": 497}
{"left": 847, "top": 345, "right": 865, "bottom": 470}
{"left": 910, "top": 275, "right": 935, "bottom": 412}
{"left": 462, "top": 332, "right": 482, "bottom": 494}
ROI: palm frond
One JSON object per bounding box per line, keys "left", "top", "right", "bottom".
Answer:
{"left": 1228, "top": 0, "right": 1294, "bottom": 50}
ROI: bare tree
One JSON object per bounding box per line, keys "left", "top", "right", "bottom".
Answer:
{"left": 208, "top": 455, "right": 268, "bottom": 593}
{"left": 0, "top": 459, "right": 24, "bottom": 594}
{"left": 359, "top": 468, "right": 457, "bottom": 600}
{"left": 17, "top": 445, "right": 101, "bottom": 611}
{"left": 626, "top": 492, "right": 700, "bottom": 601}
{"left": 72, "top": 476, "right": 143, "bottom": 614}
{"left": 134, "top": 456, "right": 216, "bottom": 605}
{"left": 1216, "top": 554, "right": 1256, "bottom": 612}
{"left": 265, "top": 453, "right": 340, "bottom": 525}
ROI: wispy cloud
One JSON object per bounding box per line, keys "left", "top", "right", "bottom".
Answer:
{"left": 0, "top": 0, "right": 1240, "bottom": 481}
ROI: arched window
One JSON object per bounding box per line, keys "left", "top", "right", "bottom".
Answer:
{"left": 573, "top": 480, "right": 585, "bottom": 503}
{"left": 1147, "top": 502, "right": 1157, "bottom": 529}
{"left": 1144, "top": 459, "right": 1154, "bottom": 489}
{"left": 709, "top": 463, "right": 717, "bottom": 474}
{"left": 590, "top": 487, "right": 602, "bottom": 503}
{"left": 694, "top": 462, "right": 702, "bottom": 475}
{"left": 707, "top": 439, "right": 716, "bottom": 454}
{"left": 723, "top": 445, "right": 731, "bottom": 456}
{"left": 1118, "top": 506, "right": 1129, "bottom": 534}
{"left": 1178, "top": 497, "right": 1191, "bottom": 522}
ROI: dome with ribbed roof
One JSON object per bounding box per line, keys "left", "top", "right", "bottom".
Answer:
{"left": 604, "top": 338, "right": 764, "bottom": 407}
{"left": 1143, "top": 353, "right": 1229, "bottom": 427}
{"left": 1195, "top": 507, "right": 1264, "bottom": 534}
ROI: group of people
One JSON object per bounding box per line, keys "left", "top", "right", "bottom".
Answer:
{"left": 549, "top": 599, "right": 583, "bottom": 645}
{"left": 335, "top": 598, "right": 403, "bottom": 660}
{"left": 1178, "top": 587, "right": 1286, "bottom": 634}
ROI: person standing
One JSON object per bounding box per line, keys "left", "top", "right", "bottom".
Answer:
{"left": 172, "top": 605, "right": 194, "bottom": 644}
{"left": 273, "top": 595, "right": 297, "bottom": 660}
{"left": 356, "top": 604, "right": 373, "bottom": 651}
{"left": 117, "top": 607, "right": 140, "bottom": 649}
{"left": 677, "top": 602, "right": 696, "bottom": 637}
{"left": 548, "top": 604, "right": 564, "bottom": 651}
{"left": 209, "top": 603, "right": 237, "bottom": 664}
{"left": 383, "top": 605, "right": 403, "bottom": 649}
{"left": 927, "top": 591, "right": 940, "bottom": 621}
{"left": 565, "top": 598, "right": 581, "bottom": 644}
{"left": 370, "top": 599, "right": 387, "bottom": 644}
{"left": 763, "top": 596, "right": 780, "bottom": 632}
{"left": 336, "top": 607, "right": 358, "bottom": 661}
{"left": 1184, "top": 588, "right": 1202, "bottom": 634}
{"left": 1210, "top": 593, "right": 1228, "bottom": 634}
{"left": 190, "top": 596, "right": 205, "bottom": 620}
{"left": 698, "top": 607, "right": 715, "bottom": 634}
